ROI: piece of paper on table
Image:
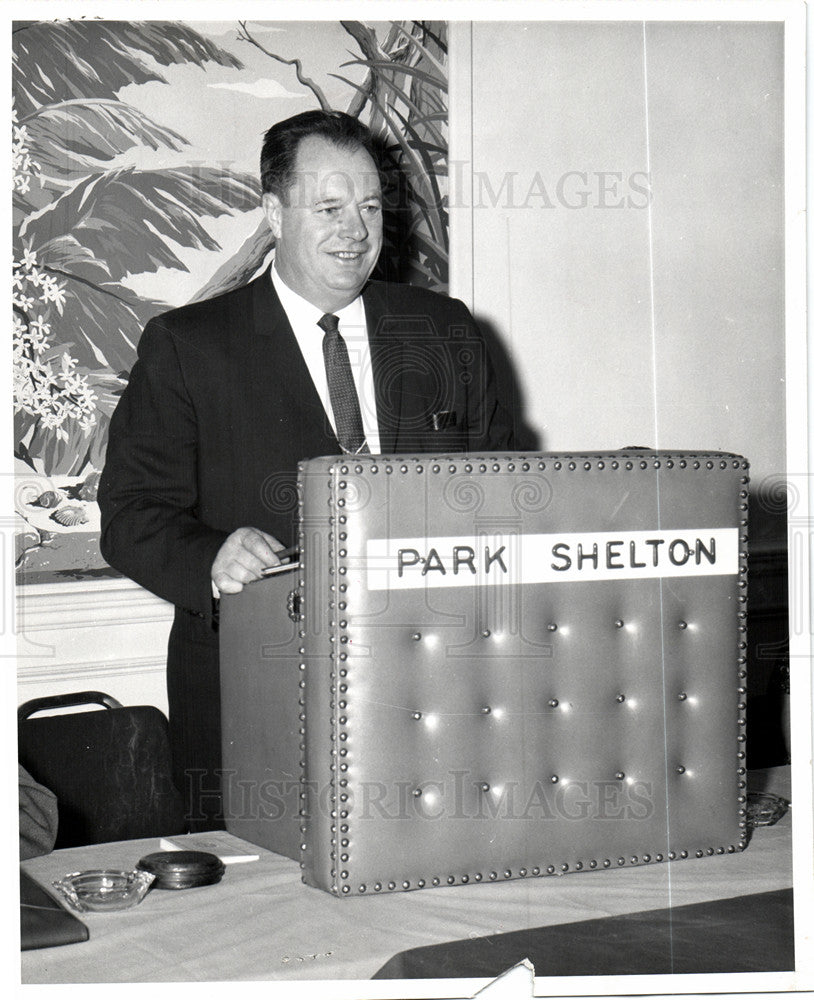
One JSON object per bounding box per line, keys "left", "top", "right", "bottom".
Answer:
{"left": 159, "top": 831, "right": 260, "bottom": 864}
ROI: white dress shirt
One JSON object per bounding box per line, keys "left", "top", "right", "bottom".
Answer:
{"left": 271, "top": 263, "right": 381, "bottom": 453}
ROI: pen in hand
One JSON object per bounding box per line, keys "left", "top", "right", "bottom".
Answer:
{"left": 260, "top": 546, "right": 298, "bottom": 576}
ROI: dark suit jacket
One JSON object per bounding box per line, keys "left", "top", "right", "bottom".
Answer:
{"left": 99, "top": 269, "right": 515, "bottom": 624}
{"left": 98, "top": 269, "right": 515, "bottom": 823}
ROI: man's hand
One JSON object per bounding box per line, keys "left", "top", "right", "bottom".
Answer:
{"left": 211, "top": 527, "right": 286, "bottom": 594}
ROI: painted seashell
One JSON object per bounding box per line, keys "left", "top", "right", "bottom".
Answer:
{"left": 51, "top": 505, "right": 88, "bottom": 526}
{"left": 77, "top": 470, "right": 101, "bottom": 502}
{"left": 33, "top": 490, "right": 62, "bottom": 508}
{"left": 19, "top": 486, "right": 40, "bottom": 505}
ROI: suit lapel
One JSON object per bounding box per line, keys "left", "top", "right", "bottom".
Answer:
{"left": 249, "top": 268, "right": 340, "bottom": 449}
{"left": 364, "top": 282, "right": 403, "bottom": 454}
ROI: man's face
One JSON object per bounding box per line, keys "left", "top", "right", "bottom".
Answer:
{"left": 263, "top": 136, "right": 383, "bottom": 313}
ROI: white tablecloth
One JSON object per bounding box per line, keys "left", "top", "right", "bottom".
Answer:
{"left": 20, "top": 768, "right": 793, "bottom": 984}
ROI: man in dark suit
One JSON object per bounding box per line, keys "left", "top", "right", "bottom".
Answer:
{"left": 99, "top": 110, "right": 515, "bottom": 829}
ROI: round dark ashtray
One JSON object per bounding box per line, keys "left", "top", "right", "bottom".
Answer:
{"left": 136, "top": 850, "right": 226, "bottom": 890}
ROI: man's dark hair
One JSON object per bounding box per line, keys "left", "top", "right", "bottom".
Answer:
{"left": 260, "top": 110, "right": 380, "bottom": 200}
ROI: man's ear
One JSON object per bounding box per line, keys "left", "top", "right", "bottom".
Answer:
{"left": 262, "top": 192, "right": 283, "bottom": 239}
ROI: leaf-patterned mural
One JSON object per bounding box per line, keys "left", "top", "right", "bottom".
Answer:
{"left": 13, "top": 19, "right": 448, "bottom": 583}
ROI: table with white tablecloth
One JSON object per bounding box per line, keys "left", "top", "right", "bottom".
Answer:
{"left": 20, "top": 768, "right": 794, "bottom": 985}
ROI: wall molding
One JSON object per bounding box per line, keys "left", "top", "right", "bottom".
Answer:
{"left": 16, "top": 577, "right": 173, "bottom": 713}
{"left": 17, "top": 577, "right": 173, "bottom": 632}
{"left": 17, "top": 654, "right": 166, "bottom": 683}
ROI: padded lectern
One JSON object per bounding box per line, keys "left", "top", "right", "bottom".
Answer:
{"left": 221, "top": 451, "right": 748, "bottom": 896}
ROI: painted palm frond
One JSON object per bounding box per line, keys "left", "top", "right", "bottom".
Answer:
{"left": 18, "top": 99, "right": 189, "bottom": 194}
{"left": 12, "top": 20, "right": 256, "bottom": 477}
{"left": 22, "top": 167, "right": 260, "bottom": 280}
{"left": 12, "top": 20, "right": 243, "bottom": 118}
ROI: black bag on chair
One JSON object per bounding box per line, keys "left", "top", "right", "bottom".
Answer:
{"left": 18, "top": 691, "right": 187, "bottom": 848}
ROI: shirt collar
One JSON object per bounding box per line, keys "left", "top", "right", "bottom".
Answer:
{"left": 271, "top": 262, "right": 365, "bottom": 330}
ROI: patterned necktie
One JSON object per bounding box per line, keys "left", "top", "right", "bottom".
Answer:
{"left": 318, "top": 313, "right": 369, "bottom": 455}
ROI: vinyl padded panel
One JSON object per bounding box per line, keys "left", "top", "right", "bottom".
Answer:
{"left": 298, "top": 452, "right": 747, "bottom": 895}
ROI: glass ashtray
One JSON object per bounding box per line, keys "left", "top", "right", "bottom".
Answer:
{"left": 52, "top": 869, "right": 155, "bottom": 912}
